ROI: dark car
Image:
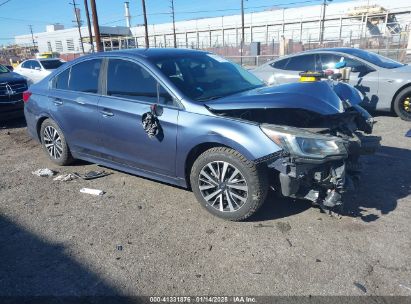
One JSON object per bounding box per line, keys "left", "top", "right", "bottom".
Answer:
{"left": 24, "top": 49, "right": 379, "bottom": 221}
{"left": 0, "top": 63, "right": 28, "bottom": 120}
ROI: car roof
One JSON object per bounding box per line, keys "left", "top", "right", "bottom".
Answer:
{"left": 89, "top": 48, "right": 209, "bottom": 60}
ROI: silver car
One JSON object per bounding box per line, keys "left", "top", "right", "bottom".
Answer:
{"left": 252, "top": 48, "right": 411, "bottom": 121}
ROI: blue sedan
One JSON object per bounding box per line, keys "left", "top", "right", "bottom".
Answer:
{"left": 23, "top": 48, "right": 379, "bottom": 220}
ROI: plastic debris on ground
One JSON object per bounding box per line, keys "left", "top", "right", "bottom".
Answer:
{"left": 73, "top": 170, "right": 111, "bottom": 180}
{"left": 53, "top": 173, "right": 78, "bottom": 182}
{"left": 32, "top": 168, "right": 56, "bottom": 177}
{"left": 406, "top": 129, "right": 411, "bottom": 137}
{"left": 80, "top": 188, "right": 105, "bottom": 196}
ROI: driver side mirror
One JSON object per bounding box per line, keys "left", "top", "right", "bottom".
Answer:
{"left": 34, "top": 66, "right": 41, "bottom": 71}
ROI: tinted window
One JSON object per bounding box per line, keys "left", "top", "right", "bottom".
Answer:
{"left": 22, "top": 60, "right": 33, "bottom": 69}
{"left": 0, "top": 64, "right": 8, "bottom": 73}
{"left": 271, "top": 58, "right": 289, "bottom": 69}
{"left": 31, "top": 61, "right": 41, "bottom": 69}
{"left": 107, "top": 59, "right": 174, "bottom": 105}
{"left": 284, "top": 55, "right": 316, "bottom": 71}
{"left": 69, "top": 59, "right": 101, "bottom": 93}
{"left": 41, "top": 59, "right": 64, "bottom": 70}
{"left": 319, "top": 53, "right": 342, "bottom": 69}
{"left": 54, "top": 68, "right": 70, "bottom": 90}
{"left": 341, "top": 48, "right": 403, "bottom": 69}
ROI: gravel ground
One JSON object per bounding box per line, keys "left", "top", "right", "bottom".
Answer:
{"left": 0, "top": 115, "right": 410, "bottom": 297}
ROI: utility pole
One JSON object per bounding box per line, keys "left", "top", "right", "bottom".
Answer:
{"left": 141, "top": 0, "right": 149, "bottom": 48}
{"left": 90, "top": 0, "right": 102, "bottom": 51}
{"left": 320, "top": 0, "right": 332, "bottom": 45}
{"left": 84, "top": 0, "right": 94, "bottom": 52}
{"left": 170, "top": 0, "right": 177, "bottom": 48}
{"left": 28, "top": 25, "right": 36, "bottom": 50}
{"left": 240, "top": 0, "right": 245, "bottom": 65}
{"left": 70, "top": 0, "right": 85, "bottom": 54}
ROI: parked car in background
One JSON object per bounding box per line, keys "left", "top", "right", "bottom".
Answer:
{"left": 0, "top": 63, "right": 28, "bottom": 120}
{"left": 252, "top": 48, "right": 411, "bottom": 121}
{"left": 14, "top": 58, "right": 65, "bottom": 85}
{"left": 24, "top": 49, "right": 379, "bottom": 220}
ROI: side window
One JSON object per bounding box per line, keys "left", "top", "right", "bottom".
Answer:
{"left": 284, "top": 55, "right": 316, "bottom": 71}
{"left": 54, "top": 68, "right": 70, "bottom": 90}
{"left": 107, "top": 59, "right": 174, "bottom": 105}
{"left": 31, "top": 61, "right": 41, "bottom": 70}
{"left": 22, "top": 61, "right": 32, "bottom": 69}
{"left": 271, "top": 58, "right": 289, "bottom": 70}
{"left": 69, "top": 59, "right": 101, "bottom": 93}
{"left": 342, "top": 57, "right": 371, "bottom": 73}
{"left": 319, "top": 53, "right": 342, "bottom": 69}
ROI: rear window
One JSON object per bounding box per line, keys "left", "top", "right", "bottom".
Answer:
{"left": 69, "top": 59, "right": 102, "bottom": 93}
{"left": 52, "top": 59, "right": 101, "bottom": 93}
{"left": 41, "top": 59, "right": 64, "bottom": 70}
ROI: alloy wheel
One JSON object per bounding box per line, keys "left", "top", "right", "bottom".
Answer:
{"left": 43, "top": 126, "right": 63, "bottom": 159}
{"left": 198, "top": 161, "right": 248, "bottom": 212}
{"left": 402, "top": 96, "right": 411, "bottom": 117}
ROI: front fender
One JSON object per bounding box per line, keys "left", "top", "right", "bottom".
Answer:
{"left": 175, "top": 111, "right": 281, "bottom": 179}
{"left": 332, "top": 81, "right": 363, "bottom": 105}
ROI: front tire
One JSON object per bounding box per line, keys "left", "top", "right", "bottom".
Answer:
{"left": 40, "top": 119, "right": 73, "bottom": 166}
{"left": 393, "top": 87, "right": 411, "bottom": 121}
{"left": 190, "top": 147, "right": 268, "bottom": 221}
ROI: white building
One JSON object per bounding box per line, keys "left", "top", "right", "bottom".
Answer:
{"left": 15, "top": 24, "right": 131, "bottom": 54}
{"left": 14, "top": 0, "right": 411, "bottom": 53}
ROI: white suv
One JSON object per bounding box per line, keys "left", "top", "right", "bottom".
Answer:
{"left": 14, "top": 58, "right": 65, "bottom": 85}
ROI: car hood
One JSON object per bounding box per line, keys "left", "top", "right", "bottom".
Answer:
{"left": 205, "top": 81, "right": 344, "bottom": 115}
{"left": 0, "top": 72, "right": 26, "bottom": 83}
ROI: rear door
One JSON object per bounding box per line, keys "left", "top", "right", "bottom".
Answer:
{"left": 48, "top": 58, "right": 103, "bottom": 156}
{"left": 98, "top": 58, "right": 179, "bottom": 176}
{"left": 274, "top": 54, "right": 317, "bottom": 84}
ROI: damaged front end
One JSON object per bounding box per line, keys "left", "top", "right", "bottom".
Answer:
{"left": 206, "top": 81, "right": 381, "bottom": 212}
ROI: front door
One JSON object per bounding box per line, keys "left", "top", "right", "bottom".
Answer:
{"left": 98, "top": 58, "right": 179, "bottom": 176}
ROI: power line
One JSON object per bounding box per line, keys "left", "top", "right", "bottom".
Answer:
{"left": 0, "top": 0, "right": 12, "bottom": 7}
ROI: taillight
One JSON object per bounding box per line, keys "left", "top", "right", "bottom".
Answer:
{"left": 23, "top": 91, "right": 32, "bottom": 103}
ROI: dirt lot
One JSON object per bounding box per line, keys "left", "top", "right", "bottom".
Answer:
{"left": 0, "top": 115, "right": 410, "bottom": 297}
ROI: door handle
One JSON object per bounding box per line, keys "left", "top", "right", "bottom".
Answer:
{"left": 53, "top": 98, "right": 63, "bottom": 105}
{"left": 100, "top": 109, "right": 114, "bottom": 117}
{"left": 75, "top": 98, "right": 86, "bottom": 105}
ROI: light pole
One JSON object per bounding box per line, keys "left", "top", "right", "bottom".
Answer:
{"left": 240, "top": 0, "right": 245, "bottom": 65}
{"left": 320, "top": 0, "right": 332, "bottom": 45}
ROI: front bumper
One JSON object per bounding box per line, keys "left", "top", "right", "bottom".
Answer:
{"left": 265, "top": 134, "right": 381, "bottom": 209}
{"left": 0, "top": 100, "right": 24, "bottom": 121}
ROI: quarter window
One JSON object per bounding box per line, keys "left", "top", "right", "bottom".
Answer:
{"left": 54, "top": 68, "right": 70, "bottom": 90}
{"left": 106, "top": 59, "right": 174, "bottom": 105}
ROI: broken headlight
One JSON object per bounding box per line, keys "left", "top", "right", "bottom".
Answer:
{"left": 260, "top": 124, "right": 347, "bottom": 159}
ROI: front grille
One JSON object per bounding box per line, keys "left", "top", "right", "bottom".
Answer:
{"left": 0, "top": 81, "right": 27, "bottom": 96}
{"left": 0, "top": 81, "right": 26, "bottom": 103}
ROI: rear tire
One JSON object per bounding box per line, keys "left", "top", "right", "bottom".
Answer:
{"left": 393, "top": 87, "right": 411, "bottom": 121}
{"left": 190, "top": 147, "right": 268, "bottom": 221}
{"left": 40, "top": 119, "right": 74, "bottom": 166}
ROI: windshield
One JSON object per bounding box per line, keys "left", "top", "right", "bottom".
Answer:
{"left": 346, "top": 49, "right": 404, "bottom": 69}
{"left": 149, "top": 53, "right": 264, "bottom": 101}
{"left": 0, "top": 64, "right": 9, "bottom": 73}
{"left": 40, "top": 59, "right": 64, "bottom": 70}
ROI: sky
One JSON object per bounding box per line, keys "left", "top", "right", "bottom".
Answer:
{"left": 0, "top": 0, "right": 350, "bottom": 44}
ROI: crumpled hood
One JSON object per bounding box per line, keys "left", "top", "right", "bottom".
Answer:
{"left": 205, "top": 81, "right": 344, "bottom": 115}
